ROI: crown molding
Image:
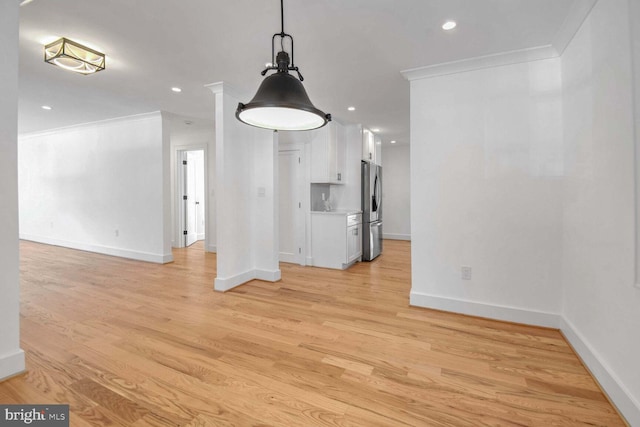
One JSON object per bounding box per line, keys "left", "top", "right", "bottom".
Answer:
{"left": 552, "top": 0, "right": 598, "bottom": 56}
{"left": 401, "top": 45, "right": 557, "bottom": 81}
{"left": 402, "top": 0, "right": 597, "bottom": 81}
{"left": 204, "top": 81, "right": 247, "bottom": 101}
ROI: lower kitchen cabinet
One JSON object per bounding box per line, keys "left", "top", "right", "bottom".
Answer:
{"left": 311, "top": 211, "right": 362, "bottom": 269}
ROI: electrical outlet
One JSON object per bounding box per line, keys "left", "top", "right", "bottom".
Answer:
{"left": 461, "top": 266, "right": 472, "bottom": 280}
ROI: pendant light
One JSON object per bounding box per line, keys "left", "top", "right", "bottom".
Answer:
{"left": 236, "top": 0, "right": 331, "bottom": 131}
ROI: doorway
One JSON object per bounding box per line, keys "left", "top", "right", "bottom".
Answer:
{"left": 178, "top": 149, "right": 205, "bottom": 248}
{"left": 279, "top": 148, "right": 305, "bottom": 265}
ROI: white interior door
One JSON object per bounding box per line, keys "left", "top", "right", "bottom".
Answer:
{"left": 279, "top": 149, "right": 304, "bottom": 264}
{"left": 191, "top": 150, "right": 205, "bottom": 240}
{"left": 183, "top": 151, "right": 199, "bottom": 247}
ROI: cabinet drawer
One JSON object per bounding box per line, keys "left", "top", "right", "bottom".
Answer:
{"left": 347, "top": 213, "right": 362, "bottom": 227}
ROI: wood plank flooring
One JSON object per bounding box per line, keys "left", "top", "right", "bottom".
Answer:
{"left": 0, "top": 240, "right": 625, "bottom": 426}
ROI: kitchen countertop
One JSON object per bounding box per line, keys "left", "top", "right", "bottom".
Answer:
{"left": 310, "top": 210, "right": 362, "bottom": 215}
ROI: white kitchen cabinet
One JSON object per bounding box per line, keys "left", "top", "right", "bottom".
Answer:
{"left": 311, "top": 121, "right": 345, "bottom": 184}
{"left": 362, "top": 128, "right": 376, "bottom": 163}
{"left": 311, "top": 211, "right": 362, "bottom": 269}
{"left": 346, "top": 222, "right": 362, "bottom": 264}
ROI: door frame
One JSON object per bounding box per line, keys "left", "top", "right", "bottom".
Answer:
{"left": 278, "top": 141, "right": 307, "bottom": 265}
{"left": 174, "top": 145, "right": 208, "bottom": 249}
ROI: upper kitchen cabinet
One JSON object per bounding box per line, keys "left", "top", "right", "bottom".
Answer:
{"left": 311, "top": 121, "right": 346, "bottom": 185}
{"left": 362, "top": 128, "right": 376, "bottom": 164}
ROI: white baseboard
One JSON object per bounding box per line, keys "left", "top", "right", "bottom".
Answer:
{"left": 255, "top": 269, "right": 281, "bottom": 282}
{"left": 560, "top": 317, "right": 640, "bottom": 426}
{"left": 197, "top": 234, "right": 205, "bottom": 240}
{"left": 215, "top": 268, "right": 281, "bottom": 292}
{"left": 383, "top": 233, "right": 411, "bottom": 241}
{"left": 207, "top": 244, "right": 217, "bottom": 253}
{"left": 409, "top": 291, "right": 638, "bottom": 425}
{"left": 305, "top": 256, "right": 313, "bottom": 266}
{"left": 20, "top": 234, "right": 173, "bottom": 264}
{"left": 0, "top": 349, "right": 25, "bottom": 382}
{"left": 409, "top": 291, "right": 561, "bottom": 328}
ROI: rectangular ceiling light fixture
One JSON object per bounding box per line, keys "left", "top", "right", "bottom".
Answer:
{"left": 44, "top": 38, "right": 105, "bottom": 75}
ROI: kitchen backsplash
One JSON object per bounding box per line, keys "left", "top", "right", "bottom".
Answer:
{"left": 310, "top": 184, "right": 332, "bottom": 211}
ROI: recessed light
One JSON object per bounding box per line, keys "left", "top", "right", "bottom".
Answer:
{"left": 372, "top": 128, "right": 380, "bottom": 132}
{"left": 348, "top": 106, "right": 356, "bottom": 111}
{"left": 171, "top": 87, "right": 182, "bottom": 93}
{"left": 442, "top": 21, "right": 457, "bottom": 31}
{"left": 41, "top": 105, "right": 52, "bottom": 110}
{"left": 390, "top": 140, "right": 397, "bottom": 144}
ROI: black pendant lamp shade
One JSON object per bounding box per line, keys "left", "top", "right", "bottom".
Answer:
{"left": 236, "top": 1, "right": 331, "bottom": 131}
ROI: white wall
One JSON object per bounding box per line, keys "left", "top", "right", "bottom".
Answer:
{"left": 207, "top": 83, "right": 280, "bottom": 291}
{"left": 0, "top": 0, "right": 25, "bottom": 381}
{"left": 381, "top": 144, "right": 411, "bottom": 240}
{"left": 561, "top": 0, "right": 640, "bottom": 423}
{"left": 18, "top": 112, "right": 173, "bottom": 263}
{"left": 408, "top": 58, "right": 564, "bottom": 326}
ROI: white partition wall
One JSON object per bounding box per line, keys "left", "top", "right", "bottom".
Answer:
{"left": 19, "top": 112, "right": 173, "bottom": 264}
{"left": 206, "top": 83, "right": 280, "bottom": 291}
{"left": 0, "top": 0, "right": 25, "bottom": 381}
{"left": 405, "top": 1, "right": 640, "bottom": 422}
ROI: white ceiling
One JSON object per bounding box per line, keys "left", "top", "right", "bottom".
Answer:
{"left": 18, "top": 0, "right": 588, "bottom": 145}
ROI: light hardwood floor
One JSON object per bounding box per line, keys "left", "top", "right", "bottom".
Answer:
{"left": 0, "top": 240, "right": 625, "bottom": 426}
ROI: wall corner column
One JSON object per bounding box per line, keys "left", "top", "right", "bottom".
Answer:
{"left": 0, "top": 0, "right": 25, "bottom": 381}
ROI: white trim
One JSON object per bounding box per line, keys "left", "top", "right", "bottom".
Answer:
{"left": 305, "top": 256, "right": 313, "bottom": 266}
{"left": 204, "top": 81, "right": 247, "bottom": 100}
{"left": 215, "top": 270, "right": 256, "bottom": 292}
{"left": 207, "top": 244, "right": 217, "bottom": 253}
{"left": 18, "top": 111, "right": 162, "bottom": 139}
{"left": 20, "top": 234, "right": 173, "bottom": 264}
{"left": 408, "top": 291, "right": 639, "bottom": 425}
{"left": 401, "top": 45, "right": 557, "bottom": 81}
{"left": 552, "top": 0, "right": 597, "bottom": 56}
{"left": 400, "top": 1, "right": 596, "bottom": 82}
{"left": 255, "top": 269, "right": 281, "bottom": 282}
{"left": 214, "top": 268, "right": 281, "bottom": 292}
{"left": 197, "top": 234, "right": 205, "bottom": 240}
{"left": 383, "top": 233, "right": 411, "bottom": 241}
{"left": 0, "top": 349, "right": 25, "bottom": 382}
{"left": 409, "top": 291, "right": 561, "bottom": 328}
{"left": 560, "top": 317, "right": 640, "bottom": 426}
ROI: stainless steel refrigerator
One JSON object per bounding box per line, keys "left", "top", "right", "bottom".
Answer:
{"left": 362, "top": 161, "right": 382, "bottom": 261}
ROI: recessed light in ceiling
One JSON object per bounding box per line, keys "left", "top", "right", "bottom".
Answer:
{"left": 171, "top": 87, "right": 182, "bottom": 93}
{"left": 442, "top": 21, "right": 457, "bottom": 31}
{"left": 372, "top": 128, "right": 380, "bottom": 132}
{"left": 348, "top": 106, "right": 356, "bottom": 111}
{"left": 41, "top": 105, "right": 52, "bottom": 110}
{"left": 390, "top": 140, "right": 397, "bottom": 144}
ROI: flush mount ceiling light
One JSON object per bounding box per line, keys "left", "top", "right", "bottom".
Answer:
{"left": 236, "top": 0, "right": 331, "bottom": 131}
{"left": 44, "top": 38, "right": 105, "bottom": 75}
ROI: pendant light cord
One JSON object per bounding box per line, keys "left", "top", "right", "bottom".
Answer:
{"left": 280, "top": 0, "right": 284, "bottom": 35}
